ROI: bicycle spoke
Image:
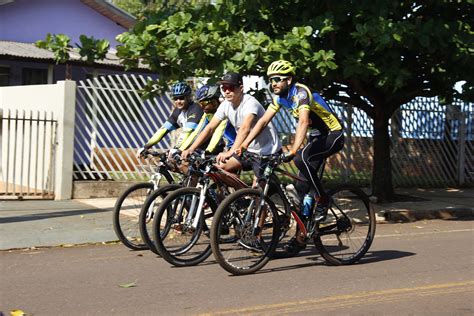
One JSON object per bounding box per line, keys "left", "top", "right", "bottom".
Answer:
{"left": 314, "top": 186, "right": 375, "bottom": 265}
{"left": 211, "top": 189, "right": 280, "bottom": 275}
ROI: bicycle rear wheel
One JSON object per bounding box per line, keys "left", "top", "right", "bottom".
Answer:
{"left": 152, "top": 187, "right": 215, "bottom": 266}
{"left": 210, "top": 188, "right": 280, "bottom": 275}
{"left": 113, "top": 182, "right": 154, "bottom": 250}
{"left": 139, "top": 184, "right": 182, "bottom": 255}
{"left": 314, "top": 185, "right": 375, "bottom": 265}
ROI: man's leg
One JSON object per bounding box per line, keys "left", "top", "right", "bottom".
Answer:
{"left": 217, "top": 156, "right": 242, "bottom": 173}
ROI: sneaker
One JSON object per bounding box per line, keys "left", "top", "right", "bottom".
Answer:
{"left": 284, "top": 237, "right": 306, "bottom": 256}
{"left": 238, "top": 238, "right": 263, "bottom": 253}
{"left": 314, "top": 200, "right": 330, "bottom": 222}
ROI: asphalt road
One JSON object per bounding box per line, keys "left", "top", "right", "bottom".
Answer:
{"left": 1, "top": 219, "right": 473, "bottom": 315}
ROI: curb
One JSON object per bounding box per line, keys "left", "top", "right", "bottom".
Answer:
{"left": 377, "top": 207, "right": 474, "bottom": 223}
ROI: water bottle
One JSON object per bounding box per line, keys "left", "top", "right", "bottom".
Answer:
{"left": 208, "top": 188, "right": 218, "bottom": 202}
{"left": 302, "top": 194, "right": 314, "bottom": 218}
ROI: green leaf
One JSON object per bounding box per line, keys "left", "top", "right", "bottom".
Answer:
{"left": 119, "top": 280, "right": 138, "bottom": 288}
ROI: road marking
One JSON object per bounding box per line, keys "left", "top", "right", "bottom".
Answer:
{"left": 200, "top": 281, "right": 474, "bottom": 315}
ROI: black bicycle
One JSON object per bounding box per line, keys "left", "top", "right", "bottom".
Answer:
{"left": 210, "top": 153, "right": 376, "bottom": 275}
{"left": 138, "top": 152, "right": 194, "bottom": 255}
{"left": 112, "top": 150, "right": 175, "bottom": 250}
{"left": 150, "top": 153, "right": 251, "bottom": 267}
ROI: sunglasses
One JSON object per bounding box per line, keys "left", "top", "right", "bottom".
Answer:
{"left": 199, "top": 100, "right": 215, "bottom": 107}
{"left": 173, "top": 96, "right": 186, "bottom": 101}
{"left": 269, "top": 76, "right": 288, "bottom": 84}
{"left": 221, "top": 84, "right": 237, "bottom": 92}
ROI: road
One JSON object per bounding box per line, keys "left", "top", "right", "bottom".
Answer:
{"left": 1, "top": 220, "right": 473, "bottom": 315}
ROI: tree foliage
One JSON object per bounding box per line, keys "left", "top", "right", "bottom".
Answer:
{"left": 115, "top": 0, "right": 473, "bottom": 200}
{"left": 36, "top": 34, "right": 110, "bottom": 65}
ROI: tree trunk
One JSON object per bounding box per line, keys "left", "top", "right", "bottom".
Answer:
{"left": 372, "top": 109, "right": 395, "bottom": 202}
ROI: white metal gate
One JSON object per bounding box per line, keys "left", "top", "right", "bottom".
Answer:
{"left": 73, "top": 74, "right": 173, "bottom": 181}
{"left": 1, "top": 109, "right": 58, "bottom": 199}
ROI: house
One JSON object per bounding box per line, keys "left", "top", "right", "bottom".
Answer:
{"left": 0, "top": 0, "right": 149, "bottom": 86}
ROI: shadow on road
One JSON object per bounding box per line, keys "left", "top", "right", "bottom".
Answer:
{"left": 358, "top": 250, "right": 416, "bottom": 264}
{"left": 0, "top": 208, "right": 113, "bottom": 224}
{"left": 254, "top": 249, "right": 415, "bottom": 275}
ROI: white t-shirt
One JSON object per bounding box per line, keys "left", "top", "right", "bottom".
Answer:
{"left": 215, "top": 94, "right": 281, "bottom": 155}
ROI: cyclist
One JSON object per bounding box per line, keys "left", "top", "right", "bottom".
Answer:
{"left": 137, "top": 81, "right": 203, "bottom": 157}
{"left": 239, "top": 60, "right": 344, "bottom": 254}
{"left": 181, "top": 72, "right": 281, "bottom": 176}
{"left": 180, "top": 84, "right": 236, "bottom": 154}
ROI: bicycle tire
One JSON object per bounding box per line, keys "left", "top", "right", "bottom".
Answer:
{"left": 265, "top": 182, "right": 298, "bottom": 258}
{"left": 210, "top": 188, "right": 281, "bottom": 275}
{"left": 152, "top": 187, "right": 216, "bottom": 266}
{"left": 113, "top": 182, "right": 154, "bottom": 250}
{"left": 139, "top": 183, "right": 183, "bottom": 255}
{"left": 313, "top": 185, "right": 375, "bottom": 265}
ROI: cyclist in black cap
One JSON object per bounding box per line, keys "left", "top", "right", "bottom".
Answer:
{"left": 181, "top": 72, "right": 281, "bottom": 175}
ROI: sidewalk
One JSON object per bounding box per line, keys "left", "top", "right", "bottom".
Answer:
{"left": 0, "top": 188, "right": 472, "bottom": 250}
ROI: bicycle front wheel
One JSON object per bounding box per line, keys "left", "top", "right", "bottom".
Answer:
{"left": 314, "top": 186, "right": 376, "bottom": 265}
{"left": 113, "top": 182, "right": 154, "bottom": 250}
{"left": 139, "top": 184, "right": 182, "bottom": 255}
{"left": 210, "top": 188, "right": 280, "bottom": 275}
{"left": 152, "top": 187, "right": 215, "bottom": 266}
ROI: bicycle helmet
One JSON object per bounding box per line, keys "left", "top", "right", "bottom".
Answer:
{"left": 267, "top": 60, "right": 296, "bottom": 77}
{"left": 170, "top": 81, "right": 192, "bottom": 98}
{"left": 195, "top": 85, "right": 220, "bottom": 102}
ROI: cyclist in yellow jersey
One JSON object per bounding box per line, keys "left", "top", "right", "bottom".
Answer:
{"left": 180, "top": 84, "right": 236, "bottom": 154}
{"left": 239, "top": 60, "right": 345, "bottom": 255}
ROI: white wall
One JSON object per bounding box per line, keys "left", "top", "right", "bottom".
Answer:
{"left": 0, "top": 81, "right": 76, "bottom": 199}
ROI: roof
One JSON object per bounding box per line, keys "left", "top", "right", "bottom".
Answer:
{"left": 80, "top": 0, "right": 136, "bottom": 29}
{"left": 0, "top": 41, "right": 149, "bottom": 71}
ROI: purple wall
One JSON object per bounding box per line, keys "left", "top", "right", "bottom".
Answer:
{"left": 0, "top": 0, "right": 128, "bottom": 47}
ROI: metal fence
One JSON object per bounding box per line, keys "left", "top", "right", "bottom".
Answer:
{"left": 73, "top": 74, "right": 473, "bottom": 188}
{"left": 327, "top": 98, "right": 473, "bottom": 187}
{"left": 74, "top": 74, "right": 174, "bottom": 181}
{"left": 1, "top": 109, "right": 58, "bottom": 199}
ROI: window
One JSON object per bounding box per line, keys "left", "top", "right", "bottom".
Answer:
{"left": 22, "top": 68, "right": 47, "bottom": 85}
{"left": 0, "top": 66, "right": 9, "bottom": 86}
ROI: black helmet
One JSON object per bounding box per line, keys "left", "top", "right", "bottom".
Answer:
{"left": 195, "top": 84, "right": 220, "bottom": 101}
{"left": 170, "top": 81, "right": 192, "bottom": 98}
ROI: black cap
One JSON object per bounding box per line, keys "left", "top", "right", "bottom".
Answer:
{"left": 217, "top": 72, "right": 243, "bottom": 86}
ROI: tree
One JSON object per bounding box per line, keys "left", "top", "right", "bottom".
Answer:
{"left": 115, "top": 0, "right": 473, "bottom": 201}
{"left": 36, "top": 34, "right": 110, "bottom": 79}
{"left": 111, "top": 0, "right": 204, "bottom": 16}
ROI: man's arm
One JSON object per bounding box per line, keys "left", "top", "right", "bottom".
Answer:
{"left": 290, "top": 108, "right": 311, "bottom": 154}
{"left": 181, "top": 116, "right": 222, "bottom": 159}
{"left": 230, "top": 113, "right": 257, "bottom": 153}
{"left": 216, "top": 112, "right": 257, "bottom": 163}
{"left": 240, "top": 109, "right": 276, "bottom": 150}
{"left": 205, "top": 119, "right": 228, "bottom": 153}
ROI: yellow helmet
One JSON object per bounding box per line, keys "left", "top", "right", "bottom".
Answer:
{"left": 267, "top": 60, "right": 295, "bottom": 76}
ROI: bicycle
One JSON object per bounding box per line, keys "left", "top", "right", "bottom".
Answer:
{"left": 150, "top": 152, "right": 250, "bottom": 267}
{"left": 210, "top": 153, "right": 376, "bottom": 275}
{"left": 112, "top": 150, "right": 176, "bottom": 250}
{"left": 138, "top": 153, "right": 194, "bottom": 255}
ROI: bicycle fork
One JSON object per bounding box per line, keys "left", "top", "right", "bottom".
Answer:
{"left": 185, "top": 183, "right": 208, "bottom": 229}
{"left": 145, "top": 173, "right": 163, "bottom": 222}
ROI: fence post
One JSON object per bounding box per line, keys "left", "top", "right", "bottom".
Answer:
{"left": 457, "top": 112, "right": 466, "bottom": 185}
{"left": 55, "top": 80, "right": 77, "bottom": 200}
{"left": 343, "top": 104, "right": 353, "bottom": 183}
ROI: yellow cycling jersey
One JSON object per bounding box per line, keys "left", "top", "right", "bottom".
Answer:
{"left": 268, "top": 83, "right": 342, "bottom": 133}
